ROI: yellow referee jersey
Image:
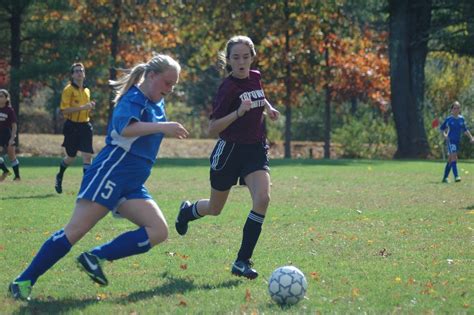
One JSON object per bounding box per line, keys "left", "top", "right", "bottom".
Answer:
{"left": 60, "top": 83, "right": 91, "bottom": 122}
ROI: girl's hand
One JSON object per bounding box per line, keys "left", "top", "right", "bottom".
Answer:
{"left": 161, "top": 122, "right": 189, "bottom": 139}
{"left": 470, "top": 138, "right": 474, "bottom": 144}
{"left": 8, "top": 138, "right": 15, "bottom": 146}
{"left": 266, "top": 106, "right": 280, "bottom": 121}
{"left": 237, "top": 98, "right": 252, "bottom": 117}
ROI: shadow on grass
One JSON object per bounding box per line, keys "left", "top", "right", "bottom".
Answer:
{"left": 116, "top": 272, "right": 242, "bottom": 304}
{"left": 0, "top": 193, "right": 56, "bottom": 200}
{"left": 13, "top": 297, "right": 99, "bottom": 315}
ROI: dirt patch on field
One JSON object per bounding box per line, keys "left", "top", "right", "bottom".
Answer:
{"left": 15, "top": 133, "right": 340, "bottom": 159}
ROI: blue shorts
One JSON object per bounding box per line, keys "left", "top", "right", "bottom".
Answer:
{"left": 77, "top": 145, "right": 153, "bottom": 213}
{"left": 446, "top": 140, "right": 459, "bottom": 154}
{"left": 210, "top": 139, "right": 269, "bottom": 191}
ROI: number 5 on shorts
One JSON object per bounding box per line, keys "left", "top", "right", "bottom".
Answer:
{"left": 101, "top": 180, "right": 116, "bottom": 200}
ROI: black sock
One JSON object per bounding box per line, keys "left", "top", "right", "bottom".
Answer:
{"left": 237, "top": 210, "right": 265, "bottom": 262}
{"left": 58, "top": 160, "right": 68, "bottom": 177}
{"left": 180, "top": 202, "right": 203, "bottom": 222}
{"left": 12, "top": 159, "right": 20, "bottom": 178}
{"left": 83, "top": 163, "right": 91, "bottom": 175}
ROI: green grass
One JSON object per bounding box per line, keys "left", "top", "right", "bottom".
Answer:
{"left": 1, "top": 158, "right": 473, "bottom": 313}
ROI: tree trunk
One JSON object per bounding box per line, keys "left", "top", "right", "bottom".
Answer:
{"left": 108, "top": 0, "right": 121, "bottom": 127}
{"left": 323, "top": 43, "right": 331, "bottom": 159}
{"left": 9, "top": 4, "right": 22, "bottom": 146}
{"left": 283, "top": 0, "right": 292, "bottom": 158}
{"left": 389, "top": 0, "right": 431, "bottom": 158}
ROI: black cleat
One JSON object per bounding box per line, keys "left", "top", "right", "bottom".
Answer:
{"left": 76, "top": 252, "right": 108, "bottom": 286}
{"left": 55, "top": 173, "right": 63, "bottom": 194}
{"left": 231, "top": 259, "right": 259, "bottom": 279}
{"left": 175, "top": 200, "right": 192, "bottom": 236}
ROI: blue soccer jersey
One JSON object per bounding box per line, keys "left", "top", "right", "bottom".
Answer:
{"left": 77, "top": 85, "right": 166, "bottom": 210}
{"left": 106, "top": 85, "right": 167, "bottom": 163}
{"left": 439, "top": 115, "right": 468, "bottom": 144}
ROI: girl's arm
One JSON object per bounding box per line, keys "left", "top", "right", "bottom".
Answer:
{"left": 121, "top": 121, "right": 189, "bottom": 139}
{"left": 208, "top": 99, "right": 252, "bottom": 137}
{"left": 264, "top": 99, "right": 280, "bottom": 121}
{"left": 464, "top": 130, "right": 474, "bottom": 143}
{"left": 61, "top": 101, "right": 95, "bottom": 114}
{"left": 9, "top": 122, "right": 17, "bottom": 145}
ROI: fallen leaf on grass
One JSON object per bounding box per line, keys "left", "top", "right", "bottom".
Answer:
{"left": 96, "top": 293, "right": 107, "bottom": 300}
{"left": 245, "top": 288, "right": 252, "bottom": 302}
{"left": 351, "top": 288, "right": 360, "bottom": 299}
{"left": 180, "top": 264, "right": 187, "bottom": 270}
{"left": 378, "top": 248, "right": 391, "bottom": 257}
{"left": 310, "top": 272, "right": 320, "bottom": 281}
{"left": 178, "top": 299, "right": 187, "bottom": 306}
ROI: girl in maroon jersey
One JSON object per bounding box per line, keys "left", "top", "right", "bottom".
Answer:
{"left": 0, "top": 89, "right": 20, "bottom": 181}
{"left": 175, "top": 35, "right": 280, "bottom": 279}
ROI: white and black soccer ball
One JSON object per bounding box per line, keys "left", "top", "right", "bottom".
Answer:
{"left": 268, "top": 265, "right": 307, "bottom": 305}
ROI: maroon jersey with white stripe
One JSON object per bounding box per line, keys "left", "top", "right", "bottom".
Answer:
{"left": 211, "top": 70, "right": 267, "bottom": 144}
{"left": 0, "top": 105, "right": 16, "bottom": 129}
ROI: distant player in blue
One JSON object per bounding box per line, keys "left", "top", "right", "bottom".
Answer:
{"left": 9, "top": 54, "right": 189, "bottom": 300}
{"left": 439, "top": 101, "right": 474, "bottom": 183}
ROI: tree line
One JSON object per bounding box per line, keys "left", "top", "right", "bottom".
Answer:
{"left": 0, "top": 0, "right": 473, "bottom": 158}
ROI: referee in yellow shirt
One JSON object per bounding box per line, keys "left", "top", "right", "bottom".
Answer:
{"left": 55, "top": 63, "right": 95, "bottom": 194}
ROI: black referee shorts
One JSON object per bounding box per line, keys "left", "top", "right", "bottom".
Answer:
{"left": 209, "top": 138, "right": 269, "bottom": 191}
{"left": 62, "top": 120, "right": 94, "bottom": 157}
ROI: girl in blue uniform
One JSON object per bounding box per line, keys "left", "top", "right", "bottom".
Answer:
{"left": 440, "top": 101, "right": 474, "bottom": 183}
{"left": 9, "top": 54, "right": 189, "bottom": 300}
{"left": 175, "top": 35, "right": 280, "bottom": 279}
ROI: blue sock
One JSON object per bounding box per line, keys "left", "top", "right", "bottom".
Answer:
{"left": 452, "top": 161, "right": 458, "bottom": 177}
{"left": 443, "top": 162, "right": 451, "bottom": 179}
{"left": 16, "top": 229, "right": 72, "bottom": 286}
{"left": 91, "top": 227, "right": 151, "bottom": 261}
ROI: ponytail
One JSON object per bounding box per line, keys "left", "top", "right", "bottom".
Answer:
{"left": 109, "top": 64, "right": 147, "bottom": 104}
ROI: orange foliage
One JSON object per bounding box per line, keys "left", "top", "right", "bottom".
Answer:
{"left": 322, "top": 29, "right": 390, "bottom": 111}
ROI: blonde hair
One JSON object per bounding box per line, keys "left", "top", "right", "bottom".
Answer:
{"left": 451, "top": 101, "right": 461, "bottom": 109}
{"left": 0, "top": 89, "right": 10, "bottom": 106}
{"left": 110, "top": 54, "right": 181, "bottom": 104}
{"left": 218, "top": 35, "right": 256, "bottom": 74}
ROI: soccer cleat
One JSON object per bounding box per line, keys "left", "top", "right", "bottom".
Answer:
{"left": 441, "top": 178, "right": 449, "bottom": 183}
{"left": 13, "top": 176, "right": 21, "bottom": 181}
{"left": 76, "top": 252, "right": 108, "bottom": 286}
{"left": 231, "top": 259, "right": 259, "bottom": 279}
{"left": 455, "top": 176, "right": 461, "bottom": 182}
{"left": 8, "top": 280, "right": 32, "bottom": 301}
{"left": 55, "top": 173, "right": 63, "bottom": 194}
{"left": 175, "top": 200, "right": 192, "bottom": 236}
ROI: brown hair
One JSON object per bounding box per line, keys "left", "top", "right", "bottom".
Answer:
{"left": 70, "top": 62, "right": 85, "bottom": 74}
{"left": 0, "top": 89, "right": 10, "bottom": 106}
{"left": 218, "top": 35, "right": 256, "bottom": 73}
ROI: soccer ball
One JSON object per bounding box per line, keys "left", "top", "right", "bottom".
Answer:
{"left": 268, "top": 266, "right": 307, "bottom": 305}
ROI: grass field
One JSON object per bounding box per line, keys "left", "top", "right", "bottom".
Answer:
{"left": 1, "top": 157, "right": 473, "bottom": 313}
